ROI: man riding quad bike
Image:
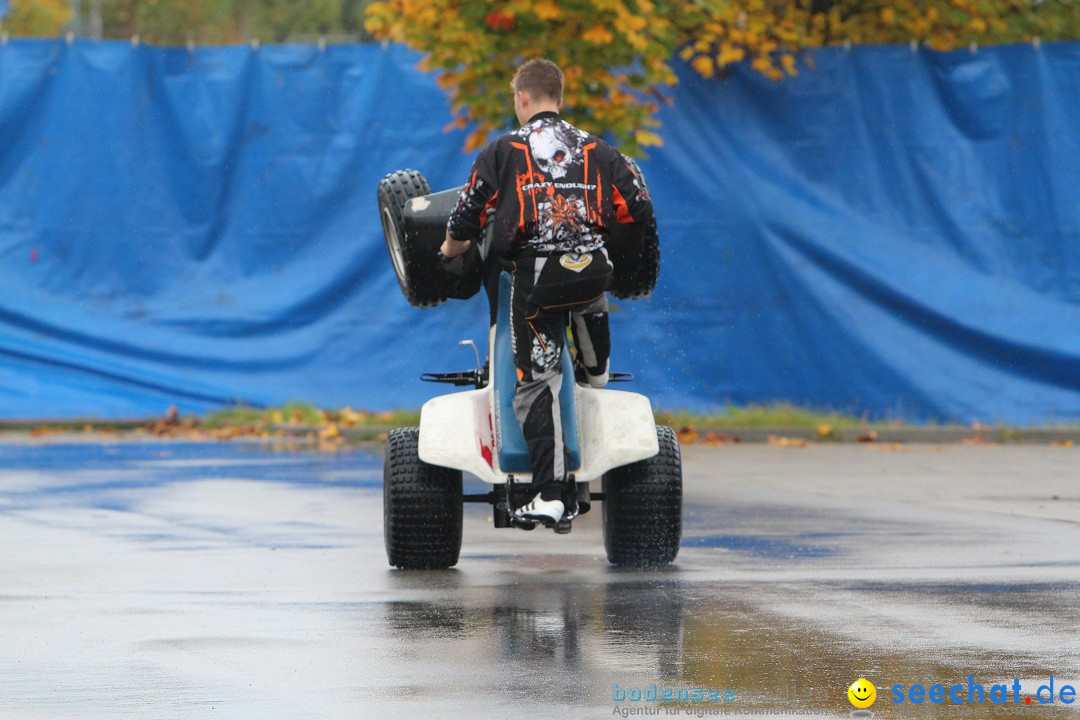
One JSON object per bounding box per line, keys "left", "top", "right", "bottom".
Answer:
{"left": 377, "top": 59, "right": 681, "bottom": 569}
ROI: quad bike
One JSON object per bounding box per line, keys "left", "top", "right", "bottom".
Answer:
{"left": 377, "top": 164, "right": 681, "bottom": 569}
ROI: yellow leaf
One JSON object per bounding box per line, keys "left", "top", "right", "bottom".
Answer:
{"left": 677, "top": 426, "right": 699, "bottom": 443}
{"left": 768, "top": 435, "right": 809, "bottom": 448}
{"left": 781, "top": 54, "right": 797, "bottom": 75}
{"left": 339, "top": 406, "right": 362, "bottom": 426}
{"left": 717, "top": 44, "right": 746, "bottom": 65}
{"left": 443, "top": 116, "right": 468, "bottom": 132}
{"left": 626, "top": 32, "right": 648, "bottom": 52}
{"left": 881, "top": 7, "right": 896, "bottom": 25}
{"left": 465, "top": 127, "right": 490, "bottom": 152}
{"left": 582, "top": 25, "right": 615, "bottom": 44}
{"left": 533, "top": 0, "right": 561, "bottom": 21}
{"left": 634, "top": 129, "right": 663, "bottom": 147}
{"left": 691, "top": 54, "right": 715, "bottom": 78}
{"left": 751, "top": 56, "right": 774, "bottom": 74}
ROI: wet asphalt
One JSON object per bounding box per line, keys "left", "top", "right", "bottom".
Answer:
{"left": 1, "top": 439, "right": 1078, "bottom": 719}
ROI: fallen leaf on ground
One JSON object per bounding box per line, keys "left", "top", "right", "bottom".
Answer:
{"left": 677, "top": 426, "right": 699, "bottom": 443}
{"left": 767, "top": 435, "right": 809, "bottom": 448}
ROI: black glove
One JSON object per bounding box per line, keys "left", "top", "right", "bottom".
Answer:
{"left": 438, "top": 245, "right": 480, "bottom": 278}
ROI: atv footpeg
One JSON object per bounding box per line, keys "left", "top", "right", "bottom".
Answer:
{"left": 508, "top": 511, "right": 573, "bottom": 534}
{"left": 420, "top": 370, "right": 481, "bottom": 386}
{"left": 509, "top": 512, "right": 537, "bottom": 531}
{"left": 500, "top": 476, "right": 578, "bottom": 533}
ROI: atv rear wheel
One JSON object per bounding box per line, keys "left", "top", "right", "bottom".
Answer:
{"left": 602, "top": 425, "right": 682, "bottom": 566}
{"left": 384, "top": 427, "right": 463, "bottom": 569}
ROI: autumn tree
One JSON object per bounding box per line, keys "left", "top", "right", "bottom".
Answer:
{"left": 677, "top": 0, "right": 1080, "bottom": 81}
{"left": 96, "top": 0, "right": 367, "bottom": 45}
{"left": 7, "top": 0, "right": 380, "bottom": 45}
{"left": 95, "top": 0, "right": 237, "bottom": 44}
{"left": 365, "top": 1, "right": 675, "bottom": 156}
{"left": 366, "top": 0, "right": 1080, "bottom": 154}
{"left": 2, "top": 0, "right": 71, "bottom": 36}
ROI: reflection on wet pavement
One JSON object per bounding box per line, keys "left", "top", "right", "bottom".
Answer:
{"left": 1, "top": 441, "right": 1079, "bottom": 718}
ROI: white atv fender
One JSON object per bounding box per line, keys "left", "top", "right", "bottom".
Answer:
{"left": 417, "top": 361, "right": 659, "bottom": 485}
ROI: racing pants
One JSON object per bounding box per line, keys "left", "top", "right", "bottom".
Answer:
{"left": 511, "top": 249, "right": 612, "bottom": 502}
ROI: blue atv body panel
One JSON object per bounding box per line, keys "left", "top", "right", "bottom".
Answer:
{"left": 494, "top": 272, "right": 581, "bottom": 473}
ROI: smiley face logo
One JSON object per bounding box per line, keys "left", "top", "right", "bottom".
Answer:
{"left": 848, "top": 678, "right": 877, "bottom": 708}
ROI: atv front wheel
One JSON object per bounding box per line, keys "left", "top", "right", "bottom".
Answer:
{"left": 377, "top": 170, "right": 482, "bottom": 307}
{"left": 378, "top": 169, "right": 432, "bottom": 306}
{"left": 384, "top": 427, "right": 463, "bottom": 569}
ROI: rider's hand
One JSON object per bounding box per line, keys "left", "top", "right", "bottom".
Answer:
{"left": 441, "top": 231, "right": 471, "bottom": 259}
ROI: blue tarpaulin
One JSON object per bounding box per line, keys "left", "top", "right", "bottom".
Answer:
{"left": 1, "top": 39, "right": 1079, "bottom": 423}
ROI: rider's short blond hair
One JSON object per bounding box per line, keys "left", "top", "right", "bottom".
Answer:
{"left": 511, "top": 59, "right": 564, "bottom": 105}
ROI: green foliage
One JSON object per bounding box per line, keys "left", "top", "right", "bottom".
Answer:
{"left": 655, "top": 403, "right": 868, "bottom": 430}
{"left": 200, "top": 403, "right": 420, "bottom": 429}
{"left": 244, "top": 0, "right": 344, "bottom": 43}
{"left": 26, "top": 0, "right": 381, "bottom": 44}
{"left": 2, "top": 0, "right": 71, "bottom": 36}
{"left": 97, "top": 0, "right": 236, "bottom": 44}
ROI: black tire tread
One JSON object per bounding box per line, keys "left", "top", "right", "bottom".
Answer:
{"left": 602, "top": 425, "right": 682, "bottom": 566}
{"left": 378, "top": 170, "right": 445, "bottom": 308}
{"left": 384, "top": 427, "right": 463, "bottom": 569}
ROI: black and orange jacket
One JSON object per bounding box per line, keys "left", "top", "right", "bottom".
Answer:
{"left": 446, "top": 111, "right": 653, "bottom": 257}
